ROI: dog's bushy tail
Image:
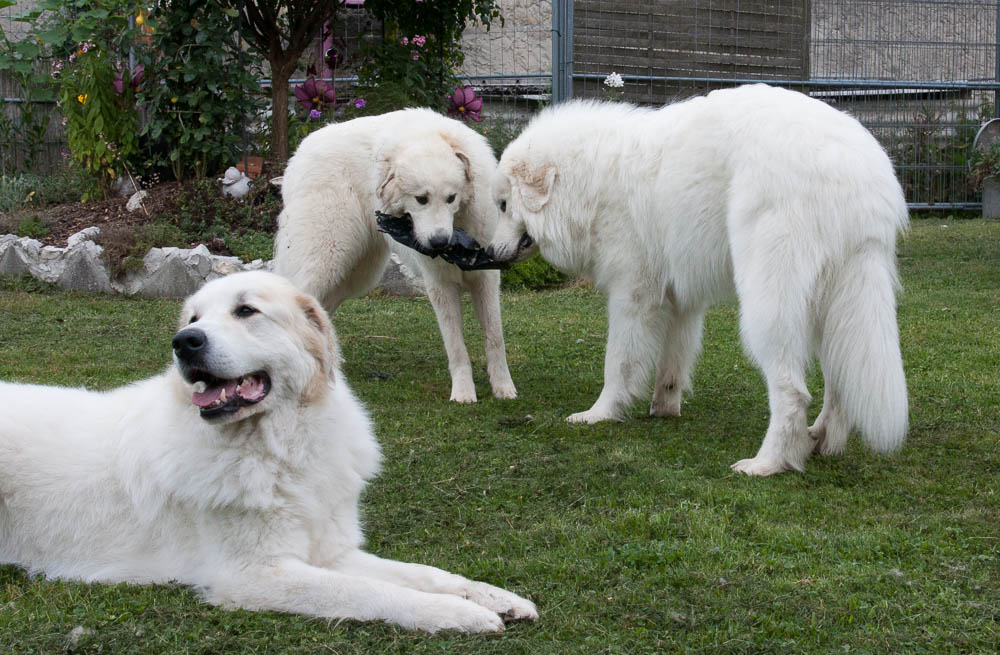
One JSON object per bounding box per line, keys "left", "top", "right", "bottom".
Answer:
{"left": 819, "top": 244, "right": 909, "bottom": 454}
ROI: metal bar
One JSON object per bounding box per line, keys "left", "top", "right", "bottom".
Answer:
{"left": 570, "top": 73, "right": 1000, "bottom": 91}
{"left": 551, "top": 0, "right": 573, "bottom": 103}
{"left": 995, "top": 0, "right": 999, "bottom": 117}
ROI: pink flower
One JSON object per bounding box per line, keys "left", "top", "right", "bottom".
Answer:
{"left": 401, "top": 36, "right": 409, "bottom": 46}
{"left": 447, "top": 86, "right": 484, "bottom": 122}
{"left": 412, "top": 54, "right": 419, "bottom": 61}
{"left": 112, "top": 64, "right": 145, "bottom": 95}
{"left": 412, "top": 35, "right": 426, "bottom": 47}
{"left": 293, "top": 77, "right": 336, "bottom": 112}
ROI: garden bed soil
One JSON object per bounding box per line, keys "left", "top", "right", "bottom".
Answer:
{"left": 15, "top": 183, "right": 190, "bottom": 249}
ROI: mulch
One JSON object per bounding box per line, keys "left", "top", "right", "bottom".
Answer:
{"left": 18, "top": 182, "right": 189, "bottom": 248}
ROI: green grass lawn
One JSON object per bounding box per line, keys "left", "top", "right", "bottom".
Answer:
{"left": 0, "top": 218, "right": 997, "bottom": 654}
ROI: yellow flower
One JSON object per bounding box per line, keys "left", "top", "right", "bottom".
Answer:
{"left": 136, "top": 12, "right": 144, "bottom": 25}
{"left": 170, "top": 96, "right": 178, "bottom": 103}
{"left": 77, "top": 93, "right": 88, "bottom": 104}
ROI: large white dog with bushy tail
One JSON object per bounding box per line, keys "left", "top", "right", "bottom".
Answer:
{"left": 486, "top": 84, "right": 909, "bottom": 476}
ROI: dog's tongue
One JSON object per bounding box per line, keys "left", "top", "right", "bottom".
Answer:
{"left": 237, "top": 375, "right": 267, "bottom": 402}
{"left": 193, "top": 380, "right": 238, "bottom": 408}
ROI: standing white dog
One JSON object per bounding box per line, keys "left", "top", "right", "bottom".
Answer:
{"left": 0, "top": 271, "right": 537, "bottom": 632}
{"left": 486, "top": 84, "right": 909, "bottom": 476}
{"left": 274, "top": 109, "right": 516, "bottom": 404}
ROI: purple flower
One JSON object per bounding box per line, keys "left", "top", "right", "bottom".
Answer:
{"left": 447, "top": 86, "right": 484, "bottom": 122}
{"left": 293, "top": 77, "right": 336, "bottom": 112}
{"left": 309, "top": 108, "right": 322, "bottom": 119}
{"left": 354, "top": 97, "right": 366, "bottom": 109}
{"left": 112, "top": 64, "right": 145, "bottom": 95}
{"left": 400, "top": 36, "right": 409, "bottom": 46}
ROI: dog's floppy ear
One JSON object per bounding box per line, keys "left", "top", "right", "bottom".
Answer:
{"left": 454, "top": 150, "right": 472, "bottom": 183}
{"left": 375, "top": 158, "right": 398, "bottom": 209}
{"left": 296, "top": 292, "right": 341, "bottom": 387}
{"left": 439, "top": 132, "right": 474, "bottom": 183}
{"left": 511, "top": 161, "right": 557, "bottom": 213}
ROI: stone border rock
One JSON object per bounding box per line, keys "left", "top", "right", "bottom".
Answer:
{"left": 0, "top": 227, "right": 426, "bottom": 298}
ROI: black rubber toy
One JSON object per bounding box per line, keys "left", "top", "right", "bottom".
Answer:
{"left": 375, "top": 211, "right": 510, "bottom": 271}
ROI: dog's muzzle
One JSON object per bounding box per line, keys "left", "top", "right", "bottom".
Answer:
{"left": 486, "top": 233, "right": 534, "bottom": 262}
{"left": 172, "top": 328, "right": 272, "bottom": 420}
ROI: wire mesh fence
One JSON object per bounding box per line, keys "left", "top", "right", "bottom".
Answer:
{"left": 3, "top": 0, "right": 999, "bottom": 209}
{"left": 568, "top": 0, "right": 1000, "bottom": 209}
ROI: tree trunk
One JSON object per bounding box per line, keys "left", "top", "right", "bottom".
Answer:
{"left": 269, "top": 62, "right": 295, "bottom": 166}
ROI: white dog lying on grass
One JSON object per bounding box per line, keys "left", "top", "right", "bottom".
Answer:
{"left": 0, "top": 271, "right": 537, "bottom": 633}
{"left": 486, "top": 84, "right": 909, "bottom": 476}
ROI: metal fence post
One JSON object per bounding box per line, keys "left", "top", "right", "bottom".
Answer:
{"left": 552, "top": 0, "right": 573, "bottom": 104}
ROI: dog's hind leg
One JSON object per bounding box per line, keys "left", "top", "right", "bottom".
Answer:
{"left": 274, "top": 196, "right": 387, "bottom": 312}
{"left": 729, "top": 231, "right": 816, "bottom": 476}
{"left": 465, "top": 270, "right": 517, "bottom": 400}
{"left": 568, "top": 284, "right": 664, "bottom": 424}
{"left": 650, "top": 304, "right": 706, "bottom": 418}
{"left": 336, "top": 550, "right": 537, "bottom": 622}
{"left": 210, "top": 558, "right": 507, "bottom": 633}
{"left": 809, "top": 378, "right": 850, "bottom": 456}
{"left": 425, "top": 280, "right": 477, "bottom": 403}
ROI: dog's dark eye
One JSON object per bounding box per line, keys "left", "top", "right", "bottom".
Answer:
{"left": 188, "top": 315, "right": 199, "bottom": 324}
{"left": 416, "top": 195, "right": 428, "bottom": 205}
{"left": 499, "top": 200, "right": 507, "bottom": 213}
{"left": 234, "top": 305, "right": 259, "bottom": 318}
{"left": 446, "top": 194, "right": 456, "bottom": 204}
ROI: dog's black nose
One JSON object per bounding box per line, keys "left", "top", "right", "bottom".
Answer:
{"left": 172, "top": 328, "right": 207, "bottom": 360}
{"left": 485, "top": 244, "right": 497, "bottom": 260}
{"left": 428, "top": 232, "right": 451, "bottom": 250}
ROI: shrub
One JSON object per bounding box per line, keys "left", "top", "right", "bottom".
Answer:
{"left": 168, "top": 178, "right": 281, "bottom": 246}
{"left": 225, "top": 229, "right": 274, "bottom": 262}
{"left": 14, "top": 215, "right": 51, "bottom": 239}
{"left": 97, "top": 221, "right": 186, "bottom": 278}
{"left": 501, "top": 253, "right": 568, "bottom": 291}
{"left": 356, "top": 1, "right": 503, "bottom": 112}
{"left": 136, "top": 2, "right": 264, "bottom": 182}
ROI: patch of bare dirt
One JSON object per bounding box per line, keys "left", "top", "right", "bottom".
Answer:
{"left": 21, "top": 183, "right": 188, "bottom": 248}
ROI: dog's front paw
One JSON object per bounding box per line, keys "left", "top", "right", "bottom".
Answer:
{"left": 731, "top": 456, "right": 790, "bottom": 477}
{"left": 413, "top": 595, "right": 505, "bottom": 633}
{"left": 461, "top": 581, "right": 538, "bottom": 623}
{"left": 566, "top": 409, "right": 615, "bottom": 424}
{"left": 450, "top": 388, "right": 478, "bottom": 403}
{"left": 491, "top": 381, "right": 517, "bottom": 400}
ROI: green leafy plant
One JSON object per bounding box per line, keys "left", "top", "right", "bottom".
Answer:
{"left": 54, "top": 42, "right": 139, "bottom": 197}
{"left": 136, "top": 2, "right": 264, "bottom": 182}
{"left": 97, "top": 221, "right": 186, "bottom": 278}
{"left": 0, "top": 1, "right": 57, "bottom": 174}
{"left": 2, "top": 1, "right": 142, "bottom": 193}
{"left": 357, "top": 0, "right": 502, "bottom": 111}
{"left": 168, "top": 177, "right": 281, "bottom": 247}
{"left": 14, "top": 215, "right": 51, "bottom": 239}
{"left": 501, "top": 253, "right": 568, "bottom": 290}
{"left": 968, "top": 141, "right": 1000, "bottom": 188}
{"left": 225, "top": 229, "right": 274, "bottom": 262}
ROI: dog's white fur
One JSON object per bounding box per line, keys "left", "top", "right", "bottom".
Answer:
{"left": 0, "top": 271, "right": 537, "bottom": 632}
{"left": 487, "top": 84, "right": 909, "bottom": 476}
{"left": 274, "top": 109, "right": 516, "bottom": 404}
